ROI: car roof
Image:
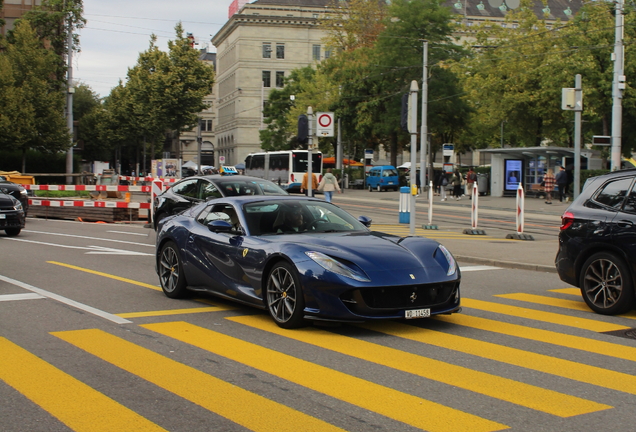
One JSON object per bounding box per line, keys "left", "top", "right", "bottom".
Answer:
{"left": 205, "top": 195, "right": 324, "bottom": 205}
{"left": 175, "top": 175, "right": 277, "bottom": 184}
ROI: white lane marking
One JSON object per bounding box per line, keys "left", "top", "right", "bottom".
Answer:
{"left": 0, "top": 274, "right": 132, "bottom": 324}
{"left": 106, "top": 230, "right": 148, "bottom": 236}
{"left": 460, "top": 265, "right": 502, "bottom": 272}
{"left": 0, "top": 293, "right": 45, "bottom": 301}
{"left": 1, "top": 238, "right": 153, "bottom": 256}
{"left": 22, "top": 230, "right": 153, "bottom": 247}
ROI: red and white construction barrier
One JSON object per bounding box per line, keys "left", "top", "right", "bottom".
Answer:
{"left": 24, "top": 185, "right": 152, "bottom": 192}
{"left": 115, "top": 176, "right": 178, "bottom": 183}
{"left": 29, "top": 199, "right": 150, "bottom": 209}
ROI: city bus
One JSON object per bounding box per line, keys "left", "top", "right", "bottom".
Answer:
{"left": 244, "top": 150, "right": 323, "bottom": 193}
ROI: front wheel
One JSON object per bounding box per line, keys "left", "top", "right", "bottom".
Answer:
{"left": 266, "top": 262, "right": 306, "bottom": 329}
{"left": 376, "top": 185, "right": 382, "bottom": 192}
{"left": 4, "top": 228, "right": 21, "bottom": 237}
{"left": 580, "top": 252, "right": 635, "bottom": 315}
{"left": 368, "top": 185, "right": 372, "bottom": 192}
{"left": 158, "top": 241, "right": 188, "bottom": 298}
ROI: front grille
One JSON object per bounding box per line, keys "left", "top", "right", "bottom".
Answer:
{"left": 341, "top": 281, "right": 459, "bottom": 315}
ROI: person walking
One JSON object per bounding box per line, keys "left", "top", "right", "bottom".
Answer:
{"left": 542, "top": 169, "right": 556, "bottom": 204}
{"left": 300, "top": 171, "right": 319, "bottom": 196}
{"left": 451, "top": 170, "right": 464, "bottom": 200}
{"left": 555, "top": 165, "right": 568, "bottom": 202}
{"left": 317, "top": 168, "right": 341, "bottom": 203}
{"left": 466, "top": 168, "right": 477, "bottom": 199}
{"left": 439, "top": 174, "right": 448, "bottom": 201}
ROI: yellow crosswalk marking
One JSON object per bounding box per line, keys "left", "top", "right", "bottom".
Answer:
{"left": 463, "top": 298, "right": 629, "bottom": 332}
{"left": 227, "top": 315, "right": 610, "bottom": 417}
{"left": 496, "top": 293, "right": 590, "bottom": 312}
{"left": 116, "top": 306, "right": 233, "bottom": 318}
{"left": 435, "top": 314, "right": 636, "bottom": 362}
{"left": 143, "top": 321, "right": 508, "bottom": 432}
{"left": 550, "top": 288, "right": 581, "bottom": 296}
{"left": 52, "top": 329, "right": 343, "bottom": 432}
{"left": 48, "top": 261, "right": 162, "bottom": 291}
{"left": 360, "top": 321, "right": 636, "bottom": 395}
{"left": 505, "top": 292, "right": 636, "bottom": 320}
{"left": 0, "top": 337, "right": 166, "bottom": 432}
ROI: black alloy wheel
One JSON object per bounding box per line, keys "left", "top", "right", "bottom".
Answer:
{"left": 376, "top": 185, "right": 382, "bottom": 192}
{"left": 159, "top": 241, "right": 188, "bottom": 298}
{"left": 266, "top": 262, "right": 306, "bottom": 328}
{"left": 580, "top": 252, "right": 635, "bottom": 315}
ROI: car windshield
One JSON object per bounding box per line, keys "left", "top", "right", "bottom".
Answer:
{"left": 216, "top": 179, "right": 288, "bottom": 196}
{"left": 243, "top": 200, "right": 368, "bottom": 236}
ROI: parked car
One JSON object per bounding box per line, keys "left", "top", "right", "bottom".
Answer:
{"left": 153, "top": 175, "right": 288, "bottom": 229}
{"left": 556, "top": 168, "right": 636, "bottom": 315}
{"left": 155, "top": 195, "right": 461, "bottom": 328}
{"left": 366, "top": 165, "right": 399, "bottom": 192}
{"left": 0, "top": 179, "right": 29, "bottom": 215}
{"left": 0, "top": 192, "right": 26, "bottom": 236}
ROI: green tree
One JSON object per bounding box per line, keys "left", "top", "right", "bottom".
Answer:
{"left": 0, "top": 21, "right": 69, "bottom": 171}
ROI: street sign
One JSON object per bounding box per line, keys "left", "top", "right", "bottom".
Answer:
{"left": 219, "top": 156, "right": 226, "bottom": 164}
{"left": 316, "top": 112, "right": 334, "bottom": 137}
{"left": 592, "top": 136, "right": 611, "bottom": 146}
{"left": 443, "top": 144, "right": 454, "bottom": 157}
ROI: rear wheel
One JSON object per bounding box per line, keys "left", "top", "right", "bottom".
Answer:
{"left": 580, "top": 252, "right": 635, "bottom": 315}
{"left": 4, "top": 228, "right": 20, "bottom": 237}
{"left": 158, "top": 241, "right": 188, "bottom": 298}
{"left": 266, "top": 262, "right": 306, "bottom": 329}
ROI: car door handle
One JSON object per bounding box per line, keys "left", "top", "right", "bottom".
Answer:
{"left": 617, "top": 220, "right": 634, "bottom": 228}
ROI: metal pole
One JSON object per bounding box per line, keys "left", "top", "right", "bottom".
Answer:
{"left": 65, "top": 19, "right": 74, "bottom": 184}
{"left": 611, "top": 0, "right": 624, "bottom": 170}
{"left": 574, "top": 74, "right": 582, "bottom": 198}
{"left": 337, "top": 117, "right": 342, "bottom": 170}
{"left": 420, "top": 41, "right": 428, "bottom": 198}
{"left": 307, "top": 106, "right": 313, "bottom": 198}
{"left": 409, "top": 80, "right": 419, "bottom": 236}
{"left": 197, "top": 118, "right": 203, "bottom": 175}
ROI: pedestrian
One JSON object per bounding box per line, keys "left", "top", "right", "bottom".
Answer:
{"left": 440, "top": 174, "right": 448, "bottom": 201}
{"left": 300, "top": 171, "right": 319, "bottom": 196}
{"left": 555, "top": 166, "right": 568, "bottom": 202}
{"left": 317, "top": 168, "right": 341, "bottom": 203}
{"left": 451, "top": 170, "right": 464, "bottom": 200}
{"left": 466, "top": 168, "right": 477, "bottom": 199}
{"left": 542, "top": 169, "right": 556, "bottom": 204}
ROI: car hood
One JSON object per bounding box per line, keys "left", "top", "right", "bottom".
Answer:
{"left": 0, "top": 192, "right": 19, "bottom": 206}
{"left": 265, "top": 231, "right": 445, "bottom": 272}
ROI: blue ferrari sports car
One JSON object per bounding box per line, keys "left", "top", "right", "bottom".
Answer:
{"left": 156, "top": 196, "right": 461, "bottom": 328}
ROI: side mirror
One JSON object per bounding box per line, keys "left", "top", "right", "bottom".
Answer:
{"left": 207, "top": 220, "right": 233, "bottom": 233}
{"left": 358, "top": 215, "right": 372, "bottom": 227}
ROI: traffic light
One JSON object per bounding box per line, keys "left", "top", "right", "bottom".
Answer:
{"left": 298, "top": 115, "right": 308, "bottom": 144}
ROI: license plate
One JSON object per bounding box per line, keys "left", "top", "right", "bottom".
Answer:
{"left": 405, "top": 308, "right": 430, "bottom": 319}
{"left": 0, "top": 214, "right": 5, "bottom": 219}
{"left": 388, "top": 182, "right": 394, "bottom": 185}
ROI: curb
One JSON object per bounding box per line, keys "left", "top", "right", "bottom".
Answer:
{"left": 454, "top": 254, "right": 557, "bottom": 273}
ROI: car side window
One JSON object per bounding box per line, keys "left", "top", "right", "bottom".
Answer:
{"left": 593, "top": 178, "right": 634, "bottom": 210}
{"left": 171, "top": 179, "right": 198, "bottom": 199}
{"left": 623, "top": 181, "right": 636, "bottom": 214}
{"left": 200, "top": 181, "right": 222, "bottom": 200}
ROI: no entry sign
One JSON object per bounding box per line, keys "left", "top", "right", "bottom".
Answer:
{"left": 316, "top": 112, "right": 334, "bottom": 137}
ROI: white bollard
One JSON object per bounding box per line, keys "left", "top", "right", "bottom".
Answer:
{"left": 516, "top": 183, "right": 525, "bottom": 234}
{"left": 428, "top": 181, "right": 433, "bottom": 226}
{"left": 471, "top": 180, "right": 479, "bottom": 229}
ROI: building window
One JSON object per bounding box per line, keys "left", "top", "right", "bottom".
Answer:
{"left": 324, "top": 49, "right": 332, "bottom": 59}
{"left": 263, "top": 43, "right": 272, "bottom": 58}
{"left": 201, "top": 120, "right": 213, "bottom": 132}
{"left": 313, "top": 13, "right": 319, "bottom": 18}
{"left": 312, "top": 45, "right": 321, "bottom": 61}
{"left": 276, "top": 71, "right": 284, "bottom": 87}
{"left": 276, "top": 44, "right": 285, "bottom": 59}
{"left": 262, "top": 71, "right": 271, "bottom": 87}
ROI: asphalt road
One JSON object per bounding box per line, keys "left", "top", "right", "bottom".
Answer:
{"left": 1, "top": 212, "right": 635, "bottom": 432}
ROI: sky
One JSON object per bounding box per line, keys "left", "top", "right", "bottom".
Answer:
{"left": 76, "top": 0, "right": 231, "bottom": 98}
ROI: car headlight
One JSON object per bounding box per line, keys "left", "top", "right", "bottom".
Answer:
{"left": 13, "top": 202, "right": 23, "bottom": 211}
{"left": 305, "top": 251, "right": 371, "bottom": 282}
{"left": 438, "top": 245, "right": 457, "bottom": 276}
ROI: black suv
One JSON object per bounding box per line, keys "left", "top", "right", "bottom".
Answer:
{"left": 556, "top": 169, "right": 636, "bottom": 315}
